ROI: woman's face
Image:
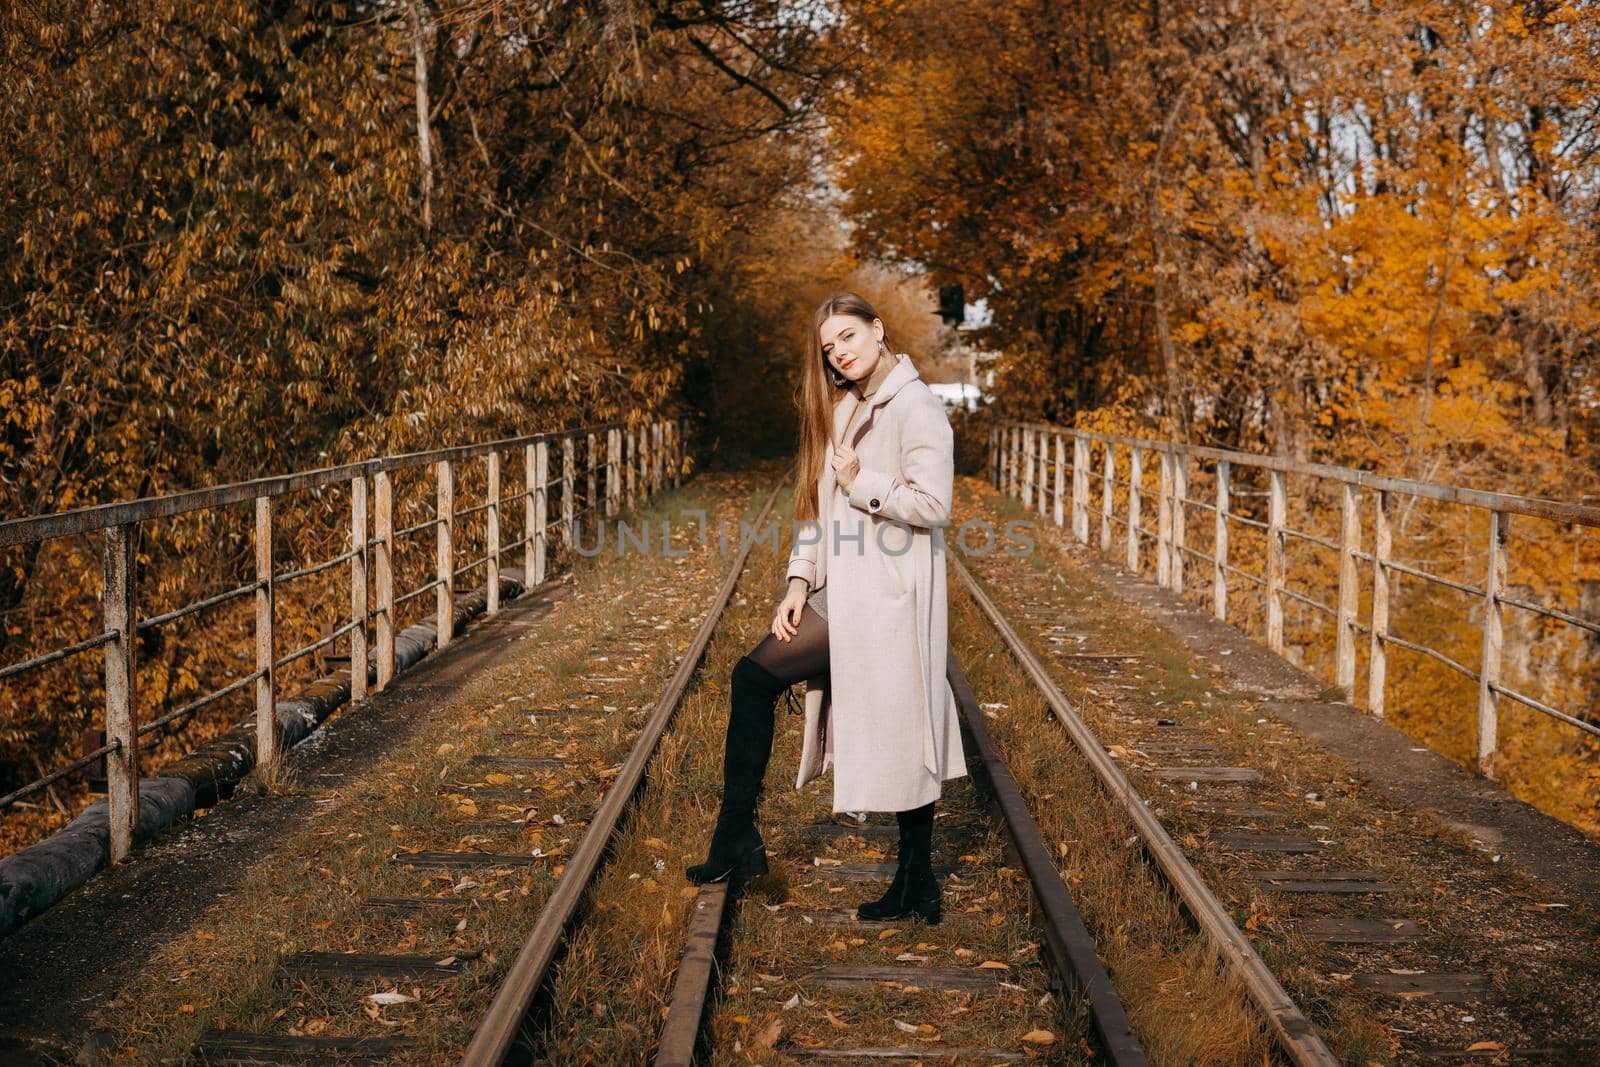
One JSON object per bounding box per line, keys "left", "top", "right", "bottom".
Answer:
{"left": 819, "top": 314, "right": 883, "bottom": 384}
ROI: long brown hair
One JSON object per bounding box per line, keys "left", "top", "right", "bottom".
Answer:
{"left": 794, "top": 291, "right": 897, "bottom": 522}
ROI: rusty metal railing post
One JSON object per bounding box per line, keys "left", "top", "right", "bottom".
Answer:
{"left": 1052, "top": 432, "right": 1065, "bottom": 527}
{"left": 1073, "top": 434, "right": 1091, "bottom": 543}
{"left": 1008, "top": 424, "right": 1019, "bottom": 498}
{"left": 1014, "top": 424, "right": 1023, "bottom": 500}
{"left": 1021, "top": 426, "right": 1034, "bottom": 509}
{"left": 374, "top": 470, "right": 395, "bottom": 690}
{"left": 254, "top": 496, "right": 277, "bottom": 772}
{"left": 586, "top": 431, "right": 598, "bottom": 523}
{"left": 532, "top": 440, "right": 549, "bottom": 585}
{"left": 1266, "top": 468, "right": 1287, "bottom": 654}
{"left": 1171, "top": 449, "right": 1187, "bottom": 594}
{"left": 1367, "top": 489, "right": 1391, "bottom": 717}
{"left": 678, "top": 418, "right": 688, "bottom": 487}
{"left": 1101, "top": 441, "right": 1114, "bottom": 550}
{"left": 1036, "top": 430, "right": 1048, "bottom": 519}
{"left": 1213, "top": 460, "right": 1230, "bottom": 621}
{"left": 102, "top": 521, "right": 139, "bottom": 863}
{"left": 645, "top": 422, "right": 655, "bottom": 495}
{"left": 1127, "top": 446, "right": 1143, "bottom": 572}
{"left": 435, "top": 459, "right": 454, "bottom": 649}
{"left": 1156, "top": 450, "right": 1172, "bottom": 587}
{"left": 625, "top": 425, "right": 636, "bottom": 509}
{"left": 486, "top": 451, "right": 501, "bottom": 615}
{"left": 1335, "top": 481, "right": 1360, "bottom": 697}
{"left": 606, "top": 428, "right": 619, "bottom": 518}
{"left": 562, "top": 435, "right": 576, "bottom": 550}
{"left": 1478, "top": 510, "right": 1508, "bottom": 776}
{"left": 1014, "top": 425, "right": 1024, "bottom": 505}
{"left": 645, "top": 421, "right": 652, "bottom": 497}
{"left": 653, "top": 420, "right": 663, "bottom": 493}
{"left": 350, "top": 474, "right": 369, "bottom": 702}
{"left": 1001, "top": 425, "right": 1011, "bottom": 495}
{"left": 523, "top": 444, "right": 537, "bottom": 585}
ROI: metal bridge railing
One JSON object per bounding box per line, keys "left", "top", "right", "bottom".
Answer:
{"left": 0, "top": 417, "right": 689, "bottom": 863}
{"left": 990, "top": 420, "right": 1600, "bottom": 778}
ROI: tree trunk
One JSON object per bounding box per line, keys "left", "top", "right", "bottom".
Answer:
{"left": 410, "top": 1, "right": 433, "bottom": 237}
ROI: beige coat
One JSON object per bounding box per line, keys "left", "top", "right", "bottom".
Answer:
{"left": 786, "top": 353, "right": 968, "bottom": 812}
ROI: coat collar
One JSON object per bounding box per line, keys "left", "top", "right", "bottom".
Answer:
{"left": 833, "top": 353, "right": 919, "bottom": 446}
{"left": 861, "top": 352, "right": 920, "bottom": 409}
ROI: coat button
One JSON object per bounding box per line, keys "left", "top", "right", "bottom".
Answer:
{"left": 869, "top": 498, "right": 880, "bottom": 508}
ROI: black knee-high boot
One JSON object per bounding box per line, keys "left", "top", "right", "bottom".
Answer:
{"left": 685, "top": 655, "right": 783, "bottom": 884}
{"left": 856, "top": 800, "right": 940, "bottom": 924}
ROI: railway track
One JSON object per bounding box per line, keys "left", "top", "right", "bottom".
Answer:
{"left": 180, "top": 467, "right": 1593, "bottom": 1064}
{"left": 640, "top": 553, "right": 1333, "bottom": 1065}
{"left": 416, "top": 479, "right": 1318, "bottom": 1065}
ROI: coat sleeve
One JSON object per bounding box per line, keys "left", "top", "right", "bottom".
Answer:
{"left": 786, "top": 522, "right": 818, "bottom": 588}
{"left": 845, "top": 392, "right": 953, "bottom": 529}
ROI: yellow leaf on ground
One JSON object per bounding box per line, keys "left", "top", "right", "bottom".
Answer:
{"left": 1022, "top": 1029, "right": 1056, "bottom": 1045}
{"left": 484, "top": 773, "right": 514, "bottom": 785}
{"left": 978, "top": 960, "right": 1009, "bottom": 970}
{"left": 825, "top": 1009, "right": 850, "bottom": 1029}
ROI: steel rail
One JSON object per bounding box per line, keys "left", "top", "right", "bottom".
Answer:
{"left": 948, "top": 655, "right": 1149, "bottom": 1065}
{"left": 462, "top": 477, "right": 786, "bottom": 1065}
{"left": 951, "top": 552, "right": 1340, "bottom": 1067}
{"left": 654, "top": 883, "right": 731, "bottom": 1067}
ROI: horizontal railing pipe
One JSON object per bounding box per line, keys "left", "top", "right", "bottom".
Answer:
{"left": 992, "top": 419, "right": 1599, "bottom": 779}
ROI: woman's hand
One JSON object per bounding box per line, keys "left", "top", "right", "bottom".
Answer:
{"left": 831, "top": 443, "right": 860, "bottom": 494}
{"left": 772, "top": 578, "right": 809, "bottom": 641}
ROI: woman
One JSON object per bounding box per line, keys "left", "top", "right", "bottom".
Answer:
{"left": 684, "top": 290, "right": 968, "bottom": 925}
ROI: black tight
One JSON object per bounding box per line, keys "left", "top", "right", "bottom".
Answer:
{"left": 745, "top": 602, "right": 830, "bottom": 686}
